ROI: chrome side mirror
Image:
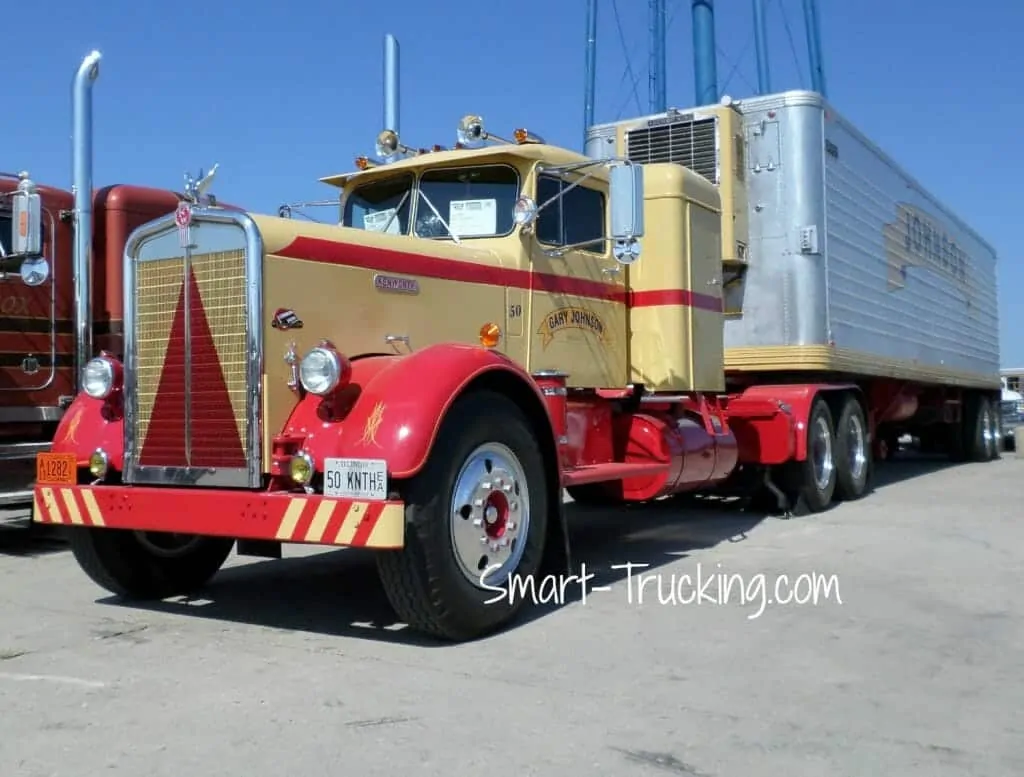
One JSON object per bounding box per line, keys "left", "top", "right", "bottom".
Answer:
{"left": 609, "top": 163, "right": 644, "bottom": 265}
{"left": 11, "top": 172, "right": 42, "bottom": 257}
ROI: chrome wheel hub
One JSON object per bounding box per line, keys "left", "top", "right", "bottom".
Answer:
{"left": 846, "top": 412, "right": 867, "bottom": 482}
{"left": 449, "top": 442, "right": 530, "bottom": 588}
{"left": 981, "top": 405, "right": 995, "bottom": 453}
{"left": 811, "top": 415, "right": 835, "bottom": 492}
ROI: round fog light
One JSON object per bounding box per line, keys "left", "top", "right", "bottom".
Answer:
{"left": 89, "top": 449, "right": 109, "bottom": 479}
{"left": 289, "top": 452, "right": 314, "bottom": 485}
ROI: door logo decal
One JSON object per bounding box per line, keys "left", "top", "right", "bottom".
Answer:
{"left": 536, "top": 306, "right": 608, "bottom": 348}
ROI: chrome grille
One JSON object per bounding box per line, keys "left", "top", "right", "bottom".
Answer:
{"left": 123, "top": 211, "right": 263, "bottom": 489}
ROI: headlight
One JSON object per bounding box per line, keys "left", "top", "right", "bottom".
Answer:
{"left": 81, "top": 357, "right": 115, "bottom": 399}
{"left": 299, "top": 347, "right": 342, "bottom": 396}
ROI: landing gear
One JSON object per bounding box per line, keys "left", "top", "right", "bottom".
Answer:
{"left": 377, "top": 390, "right": 549, "bottom": 642}
{"left": 68, "top": 527, "right": 234, "bottom": 599}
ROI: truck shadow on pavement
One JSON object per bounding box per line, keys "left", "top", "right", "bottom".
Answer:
{"left": 0, "top": 524, "right": 70, "bottom": 558}
{"left": 91, "top": 451, "right": 965, "bottom": 645}
{"left": 96, "top": 498, "right": 768, "bottom": 647}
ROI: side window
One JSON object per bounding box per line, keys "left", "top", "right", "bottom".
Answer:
{"left": 535, "top": 174, "right": 606, "bottom": 254}
{"left": 0, "top": 211, "right": 11, "bottom": 259}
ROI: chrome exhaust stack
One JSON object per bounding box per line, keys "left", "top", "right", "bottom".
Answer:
{"left": 72, "top": 50, "right": 101, "bottom": 389}
{"left": 383, "top": 34, "right": 399, "bottom": 136}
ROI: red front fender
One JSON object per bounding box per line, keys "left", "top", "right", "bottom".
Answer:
{"left": 49, "top": 393, "right": 125, "bottom": 469}
{"left": 282, "top": 344, "right": 554, "bottom": 479}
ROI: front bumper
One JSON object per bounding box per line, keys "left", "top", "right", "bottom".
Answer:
{"left": 32, "top": 485, "right": 405, "bottom": 549}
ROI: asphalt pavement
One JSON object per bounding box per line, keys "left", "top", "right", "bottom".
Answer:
{"left": 1, "top": 451, "right": 1021, "bottom": 776}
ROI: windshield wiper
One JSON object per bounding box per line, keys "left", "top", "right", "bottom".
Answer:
{"left": 417, "top": 190, "right": 461, "bottom": 244}
{"left": 379, "top": 190, "right": 411, "bottom": 234}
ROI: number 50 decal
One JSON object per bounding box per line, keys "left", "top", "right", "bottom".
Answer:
{"left": 508, "top": 304, "right": 523, "bottom": 319}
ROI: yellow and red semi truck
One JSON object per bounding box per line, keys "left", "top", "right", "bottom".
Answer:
{"left": 30, "top": 45, "right": 1001, "bottom": 641}
{"left": 0, "top": 52, "right": 208, "bottom": 522}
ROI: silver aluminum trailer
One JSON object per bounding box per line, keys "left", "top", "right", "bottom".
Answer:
{"left": 586, "top": 91, "right": 1000, "bottom": 389}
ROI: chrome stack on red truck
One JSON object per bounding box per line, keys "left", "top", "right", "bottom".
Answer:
{"left": 1, "top": 52, "right": 199, "bottom": 523}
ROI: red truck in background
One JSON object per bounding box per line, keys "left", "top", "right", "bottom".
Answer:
{"left": 0, "top": 51, "right": 192, "bottom": 521}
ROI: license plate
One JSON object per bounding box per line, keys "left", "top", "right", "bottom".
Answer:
{"left": 36, "top": 452, "right": 77, "bottom": 486}
{"left": 322, "top": 458, "right": 388, "bottom": 501}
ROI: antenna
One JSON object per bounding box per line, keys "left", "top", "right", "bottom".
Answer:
{"left": 582, "top": 0, "right": 598, "bottom": 148}
{"left": 648, "top": 0, "right": 667, "bottom": 113}
{"left": 801, "top": 0, "right": 827, "bottom": 96}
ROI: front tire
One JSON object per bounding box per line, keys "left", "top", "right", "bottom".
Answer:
{"left": 68, "top": 527, "right": 234, "bottom": 599}
{"left": 377, "top": 390, "right": 549, "bottom": 642}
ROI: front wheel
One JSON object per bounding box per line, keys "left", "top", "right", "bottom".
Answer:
{"left": 377, "top": 390, "right": 549, "bottom": 642}
{"left": 68, "top": 527, "right": 234, "bottom": 599}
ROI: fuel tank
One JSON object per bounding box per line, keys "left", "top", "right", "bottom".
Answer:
{"left": 616, "top": 411, "right": 739, "bottom": 501}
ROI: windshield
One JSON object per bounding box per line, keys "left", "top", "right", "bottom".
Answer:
{"left": 415, "top": 165, "right": 519, "bottom": 240}
{"left": 342, "top": 173, "right": 414, "bottom": 235}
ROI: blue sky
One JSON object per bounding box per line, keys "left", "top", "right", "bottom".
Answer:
{"left": 8, "top": 0, "right": 1022, "bottom": 366}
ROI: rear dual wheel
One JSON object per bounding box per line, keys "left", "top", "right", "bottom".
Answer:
{"left": 957, "top": 393, "right": 999, "bottom": 462}
{"left": 780, "top": 394, "right": 870, "bottom": 514}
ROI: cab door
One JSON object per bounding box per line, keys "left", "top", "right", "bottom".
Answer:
{"left": 0, "top": 206, "right": 57, "bottom": 395}
{"left": 527, "top": 172, "right": 628, "bottom": 388}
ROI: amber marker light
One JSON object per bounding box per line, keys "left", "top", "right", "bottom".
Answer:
{"left": 513, "top": 128, "right": 545, "bottom": 144}
{"left": 89, "top": 448, "right": 109, "bottom": 479}
{"left": 479, "top": 322, "right": 502, "bottom": 348}
{"left": 289, "top": 451, "right": 314, "bottom": 485}
{"left": 354, "top": 156, "right": 377, "bottom": 170}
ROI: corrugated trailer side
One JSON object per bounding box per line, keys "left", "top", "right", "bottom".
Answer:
{"left": 820, "top": 97, "right": 999, "bottom": 386}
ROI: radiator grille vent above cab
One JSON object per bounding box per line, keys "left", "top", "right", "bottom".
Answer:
{"left": 625, "top": 117, "right": 718, "bottom": 184}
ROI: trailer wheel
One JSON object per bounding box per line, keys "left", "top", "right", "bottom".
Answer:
{"left": 987, "top": 397, "right": 1001, "bottom": 460}
{"left": 67, "top": 527, "right": 234, "bottom": 599}
{"left": 780, "top": 396, "right": 837, "bottom": 514}
{"left": 833, "top": 396, "right": 871, "bottom": 501}
{"left": 960, "top": 393, "right": 997, "bottom": 462}
{"left": 377, "top": 390, "right": 549, "bottom": 642}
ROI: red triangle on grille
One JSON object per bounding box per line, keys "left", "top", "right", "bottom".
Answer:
{"left": 139, "top": 267, "right": 247, "bottom": 470}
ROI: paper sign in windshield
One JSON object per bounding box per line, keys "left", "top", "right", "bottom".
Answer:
{"left": 449, "top": 199, "right": 497, "bottom": 237}
{"left": 363, "top": 208, "right": 402, "bottom": 234}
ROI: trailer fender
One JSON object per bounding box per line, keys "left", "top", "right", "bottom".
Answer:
{"left": 734, "top": 383, "right": 859, "bottom": 462}
{"left": 48, "top": 393, "right": 125, "bottom": 470}
{"left": 283, "top": 343, "right": 571, "bottom": 573}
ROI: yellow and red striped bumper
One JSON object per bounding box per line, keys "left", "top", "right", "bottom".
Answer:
{"left": 32, "top": 485, "right": 405, "bottom": 549}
